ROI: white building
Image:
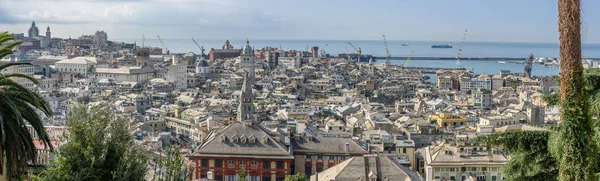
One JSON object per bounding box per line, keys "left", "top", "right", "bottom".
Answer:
{"left": 471, "top": 74, "right": 492, "bottom": 90}
{"left": 93, "top": 66, "right": 155, "bottom": 85}
{"left": 167, "top": 56, "right": 188, "bottom": 90}
{"left": 55, "top": 57, "right": 97, "bottom": 76}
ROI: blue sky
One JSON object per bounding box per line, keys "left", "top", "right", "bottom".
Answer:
{"left": 0, "top": 0, "right": 598, "bottom": 43}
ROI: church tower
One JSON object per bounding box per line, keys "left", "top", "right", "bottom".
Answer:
{"left": 46, "top": 26, "right": 51, "bottom": 39}
{"left": 240, "top": 39, "right": 255, "bottom": 84}
{"left": 368, "top": 57, "right": 376, "bottom": 77}
{"left": 237, "top": 72, "right": 255, "bottom": 122}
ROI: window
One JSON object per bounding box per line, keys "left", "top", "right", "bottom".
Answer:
{"left": 482, "top": 167, "right": 487, "bottom": 171}
{"left": 305, "top": 166, "right": 312, "bottom": 176}
{"left": 276, "top": 161, "right": 284, "bottom": 169}
{"left": 215, "top": 160, "right": 222, "bottom": 168}
{"left": 201, "top": 160, "right": 208, "bottom": 167}
{"left": 263, "top": 161, "right": 270, "bottom": 169}
{"left": 434, "top": 168, "right": 440, "bottom": 172}
{"left": 276, "top": 177, "right": 285, "bottom": 181}
{"left": 305, "top": 155, "right": 312, "bottom": 159}
{"left": 240, "top": 160, "right": 246, "bottom": 166}
{"left": 228, "top": 160, "right": 235, "bottom": 165}
{"left": 262, "top": 176, "right": 271, "bottom": 181}
{"left": 316, "top": 167, "right": 323, "bottom": 172}
{"left": 318, "top": 156, "right": 323, "bottom": 160}
{"left": 492, "top": 176, "right": 497, "bottom": 181}
{"left": 450, "top": 176, "right": 456, "bottom": 181}
{"left": 402, "top": 148, "right": 407, "bottom": 153}
{"left": 215, "top": 175, "right": 223, "bottom": 181}
{"left": 471, "top": 167, "right": 477, "bottom": 171}
{"left": 491, "top": 167, "right": 498, "bottom": 171}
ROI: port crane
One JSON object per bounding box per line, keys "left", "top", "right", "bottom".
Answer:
{"left": 456, "top": 30, "right": 468, "bottom": 68}
{"left": 191, "top": 38, "right": 206, "bottom": 57}
{"left": 347, "top": 42, "right": 362, "bottom": 62}
{"left": 402, "top": 50, "right": 414, "bottom": 72}
{"left": 382, "top": 35, "right": 392, "bottom": 69}
{"left": 157, "top": 35, "right": 169, "bottom": 55}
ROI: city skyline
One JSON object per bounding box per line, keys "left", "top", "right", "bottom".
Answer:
{"left": 1, "top": 0, "right": 599, "bottom": 43}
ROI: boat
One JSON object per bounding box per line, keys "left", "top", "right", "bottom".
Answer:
{"left": 401, "top": 43, "right": 409, "bottom": 46}
{"left": 497, "top": 61, "right": 506, "bottom": 64}
{"left": 431, "top": 44, "right": 453, "bottom": 48}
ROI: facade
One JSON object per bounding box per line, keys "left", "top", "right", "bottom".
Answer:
{"left": 472, "top": 89, "right": 492, "bottom": 109}
{"left": 55, "top": 57, "right": 97, "bottom": 76}
{"left": 93, "top": 66, "right": 155, "bottom": 85}
{"left": 93, "top": 31, "right": 108, "bottom": 48}
{"left": 459, "top": 76, "right": 471, "bottom": 92}
{"left": 423, "top": 141, "right": 508, "bottom": 181}
{"left": 190, "top": 123, "right": 294, "bottom": 181}
{"left": 470, "top": 74, "right": 492, "bottom": 90}
{"left": 428, "top": 113, "right": 467, "bottom": 128}
{"left": 167, "top": 56, "right": 188, "bottom": 90}
{"left": 478, "top": 114, "right": 527, "bottom": 127}
{"left": 491, "top": 74, "right": 504, "bottom": 90}
{"left": 437, "top": 76, "right": 453, "bottom": 89}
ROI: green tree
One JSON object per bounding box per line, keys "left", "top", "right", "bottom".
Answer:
{"left": 154, "top": 146, "right": 189, "bottom": 181}
{"left": 0, "top": 31, "right": 53, "bottom": 179}
{"left": 237, "top": 169, "right": 246, "bottom": 181}
{"left": 34, "top": 104, "right": 148, "bottom": 181}
{"left": 284, "top": 173, "right": 307, "bottom": 181}
{"left": 476, "top": 1, "right": 600, "bottom": 180}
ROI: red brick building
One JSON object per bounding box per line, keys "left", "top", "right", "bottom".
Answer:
{"left": 190, "top": 122, "right": 293, "bottom": 181}
{"left": 209, "top": 48, "right": 241, "bottom": 61}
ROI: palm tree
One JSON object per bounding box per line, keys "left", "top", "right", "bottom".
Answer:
{"left": 0, "top": 31, "right": 53, "bottom": 179}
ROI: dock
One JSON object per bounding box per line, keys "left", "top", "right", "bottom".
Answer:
{"left": 373, "top": 56, "right": 526, "bottom": 61}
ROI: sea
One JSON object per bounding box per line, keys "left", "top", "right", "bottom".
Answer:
{"left": 113, "top": 38, "right": 600, "bottom": 77}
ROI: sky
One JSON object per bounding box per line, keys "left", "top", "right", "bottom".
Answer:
{"left": 0, "top": 0, "right": 599, "bottom": 43}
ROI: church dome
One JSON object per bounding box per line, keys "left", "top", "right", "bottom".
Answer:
{"left": 196, "top": 58, "right": 209, "bottom": 67}
{"left": 241, "top": 39, "right": 252, "bottom": 56}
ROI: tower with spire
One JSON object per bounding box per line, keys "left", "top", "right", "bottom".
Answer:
{"left": 237, "top": 72, "right": 255, "bottom": 122}
{"left": 240, "top": 39, "right": 255, "bottom": 84}
{"left": 368, "top": 57, "right": 376, "bottom": 77}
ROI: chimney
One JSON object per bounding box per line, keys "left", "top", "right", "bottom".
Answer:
{"left": 207, "top": 171, "right": 214, "bottom": 180}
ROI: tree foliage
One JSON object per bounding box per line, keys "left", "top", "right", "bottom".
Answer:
{"left": 34, "top": 104, "right": 148, "bottom": 181}
{"left": 0, "top": 31, "right": 54, "bottom": 179}
{"left": 154, "top": 146, "right": 189, "bottom": 181}
{"left": 473, "top": 131, "right": 557, "bottom": 181}
{"left": 284, "top": 173, "right": 307, "bottom": 181}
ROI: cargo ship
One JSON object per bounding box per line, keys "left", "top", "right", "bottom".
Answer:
{"left": 338, "top": 53, "right": 376, "bottom": 63}
{"left": 431, "top": 44, "right": 453, "bottom": 48}
{"left": 401, "top": 43, "right": 409, "bottom": 46}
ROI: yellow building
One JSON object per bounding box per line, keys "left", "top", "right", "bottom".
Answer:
{"left": 429, "top": 113, "right": 467, "bottom": 128}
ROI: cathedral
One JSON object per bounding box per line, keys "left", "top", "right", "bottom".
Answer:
{"left": 28, "top": 21, "right": 39, "bottom": 38}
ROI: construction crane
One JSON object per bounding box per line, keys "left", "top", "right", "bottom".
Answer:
{"left": 345, "top": 46, "right": 351, "bottom": 62}
{"left": 382, "top": 35, "right": 392, "bottom": 67}
{"left": 191, "top": 38, "right": 206, "bottom": 56}
{"left": 456, "top": 30, "right": 468, "bottom": 68}
{"left": 347, "top": 42, "right": 361, "bottom": 62}
{"left": 402, "top": 50, "right": 414, "bottom": 72}
{"left": 156, "top": 35, "right": 168, "bottom": 55}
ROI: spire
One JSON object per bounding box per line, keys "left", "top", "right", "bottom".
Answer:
{"left": 47, "top": 26, "right": 50, "bottom": 31}
{"left": 241, "top": 71, "right": 251, "bottom": 95}
{"left": 246, "top": 38, "right": 249, "bottom": 45}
